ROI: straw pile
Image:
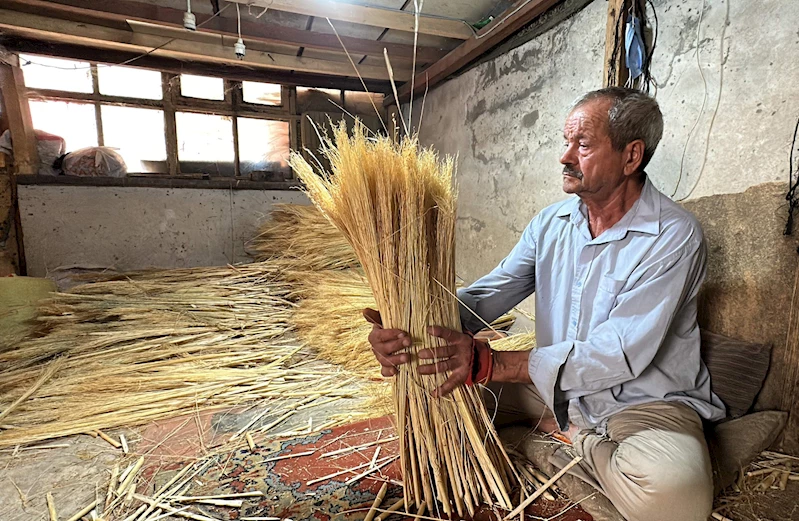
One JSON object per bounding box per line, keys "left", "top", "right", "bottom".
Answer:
{"left": 246, "top": 204, "right": 358, "bottom": 270}
{"left": 0, "top": 263, "right": 373, "bottom": 448}
{"left": 290, "top": 121, "right": 517, "bottom": 516}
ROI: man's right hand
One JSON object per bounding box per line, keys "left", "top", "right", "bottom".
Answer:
{"left": 363, "top": 308, "right": 412, "bottom": 377}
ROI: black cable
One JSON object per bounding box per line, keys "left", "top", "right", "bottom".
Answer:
{"left": 784, "top": 117, "right": 799, "bottom": 235}
{"left": 642, "top": 0, "right": 658, "bottom": 93}
{"left": 607, "top": 4, "right": 626, "bottom": 86}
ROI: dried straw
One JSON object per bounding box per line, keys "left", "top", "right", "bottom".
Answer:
{"left": 246, "top": 204, "right": 358, "bottom": 271}
{"left": 0, "top": 262, "right": 378, "bottom": 448}
{"left": 290, "top": 121, "right": 517, "bottom": 515}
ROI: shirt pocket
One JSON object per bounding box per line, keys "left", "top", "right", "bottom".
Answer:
{"left": 591, "top": 276, "right": 626, "bottom": 325}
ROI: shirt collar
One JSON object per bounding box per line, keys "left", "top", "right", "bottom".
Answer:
{"left": 555, "top": 175, "right": 661, "bottom": 242}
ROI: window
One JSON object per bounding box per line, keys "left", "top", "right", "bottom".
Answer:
{"left": 101, "top": 106, "right": 167, "bottom": 172}
{"left": 98, "top": 66, "right": 162, "bottom": 100}
{"left": 242, "top": 81, "right": 281, "bottom": 106}
{"left": 20, "top": 53, "right": 301, "bottom": 184}
{"left": 28, "top": 100, "right": 97, "bottom": 151}
{"left": 19, "top": 54, "right": 93, "bottom": 93}
{"left": 176, "top": 112, "right": 235, "bottom": 175}
{"left": 180, "top": 74, "right": 225, "bottom": 100}
{"left": 237, "top": 118, "right": 290, "bottom": 174}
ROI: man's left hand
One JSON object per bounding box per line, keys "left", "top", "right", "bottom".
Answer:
{"left": 419, "top": 326, "right": 482, "bottom": 397}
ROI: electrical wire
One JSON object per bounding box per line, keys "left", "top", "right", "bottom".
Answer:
{"left": 671, "top": 0, "right": 708, "bottom": 199}
{"left": 17, "top": 4, "right": 231, "bottom": 71}
{"left": 236, "top": 2, "right": 242, "bottom": 38}
{"left": 784, "top": 117, "right": 799, "bottom": 235}
{"left": 677, "top": 0, "right": 728, "bottom": 202}
{"left": 473, "top": 0, "right": 535, "bottom": 39}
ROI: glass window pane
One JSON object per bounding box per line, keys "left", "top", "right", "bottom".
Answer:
{"left": 242, "top": 81, "right": 281, "bottom": 106}
{"left": 180, "top": 74, "right": 224, "bottom": 100}
{"left": 29, "top": 100, "right": 97, "bottom": 151}
{"left": 98, "top": 66, "right": 162, "bottom": 100}
{"left": 176, "top": 112, "right": 234, "bottom": 163}
{"left": 237, "top": 118, "right": 290, "bottom": 175}
{"left": 19, "top": 54, "right": 93, "bottom": 93}
{"left": 101, "top": 105, "right": 166, "bottom": 173}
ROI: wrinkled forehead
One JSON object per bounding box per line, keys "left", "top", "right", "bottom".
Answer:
{"left": 564, "top": 99, "right": 611, "bottom": 138}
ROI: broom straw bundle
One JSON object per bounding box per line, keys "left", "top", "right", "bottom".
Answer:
{"left": 290, "top": 121, "right": 516, "bottom": 516}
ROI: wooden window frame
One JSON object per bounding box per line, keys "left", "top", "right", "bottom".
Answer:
{"left": 20, "top": 57, "right": 300, "bottom": 190}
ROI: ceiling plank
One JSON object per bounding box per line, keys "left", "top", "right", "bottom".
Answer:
{"left": 225, "top": 0, "right": 474, "bottom": 40}
{"left": 0, "top": 9, "right": 412, "bottom": 81}
{"left": 5, "top": 37, "right": 392, "bottom": 92}
{"left": 2, "top": 0, "right": 449, "bottom": 62}
{"left": 388, "top": 0, "right": 561, "bottom": 105}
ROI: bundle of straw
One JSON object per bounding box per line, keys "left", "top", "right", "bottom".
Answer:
{"left": 291, "top": 269, "right": 524, "bottom": 377}
{"left": 0, "top": 262, "right": 377, "bottom": 448}
{"left": 290, "top": 121, "right": 517, "bottom": 516}
{"left": 246, "top": 204, "right": 358, "bottom": 270}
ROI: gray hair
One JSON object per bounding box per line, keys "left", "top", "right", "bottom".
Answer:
{"left": 571, "top": 87, "right": 663, "bottom": 171}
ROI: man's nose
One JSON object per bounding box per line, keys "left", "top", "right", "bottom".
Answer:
{"left": 560, "top": 144, "right": 576, "bottom": 165}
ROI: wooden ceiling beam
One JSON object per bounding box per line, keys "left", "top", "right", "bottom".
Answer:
{"left": 3, "top": 0, "right": 449, "bottom": 62}
{"left": 225, "top": 0, "right": 474, "bottom": 40}
{"left": 387, "top": 0, "right": 561, "bottom": 105}
{"left": 4, "top": 37, "right": 392, "bottom": 92}
{"left": 0, "top": 9, "right": 411, "bottom": 81}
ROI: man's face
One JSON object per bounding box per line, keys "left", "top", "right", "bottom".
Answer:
{"left": 560, "top": 100, "right": 627, "bottom": 198}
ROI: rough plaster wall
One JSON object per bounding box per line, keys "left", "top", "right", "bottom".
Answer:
{"left": 18, "top": 186, "right": 308, "bottom": 276}
{"left": 411, "top": 0, "right": 799, "bottom": 309}
{"left": 412, "top": 0, "right": 606, "bottom": 310}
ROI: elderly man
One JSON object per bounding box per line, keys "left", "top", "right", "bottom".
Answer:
{"left": 365, "top": 87, "right": 726, "bottom": 521}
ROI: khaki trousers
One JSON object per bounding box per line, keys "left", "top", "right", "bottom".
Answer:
{"left": 485, "top": 382, "right": 714, "bottom": 521}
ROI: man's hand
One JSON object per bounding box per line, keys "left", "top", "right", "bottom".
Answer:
{"left": 420, "top": 325, "right": 482, "bottom": 397}
{"left": 363, "top": 308, "right": 412, "bottom": 377}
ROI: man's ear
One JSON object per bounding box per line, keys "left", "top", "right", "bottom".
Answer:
{"left": 623, "top": 139, "right": 645, "bottom": 177}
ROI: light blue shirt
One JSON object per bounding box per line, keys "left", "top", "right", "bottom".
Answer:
{"left": 458, "top": 177, "right": 726, "bottom": 430}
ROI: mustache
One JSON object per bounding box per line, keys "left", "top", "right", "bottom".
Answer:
{"left": 563, "top": 166, "right": 583, "bottom": 179}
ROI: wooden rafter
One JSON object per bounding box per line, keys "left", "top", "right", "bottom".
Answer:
{"left": 0, "top": 9, "right": 412, "bottom": 82}
{"left": 3, "top": 0, "right": 449, "bottom": 63}
{"left": 387, "top": 0, "right": 561, "bottom": 105}
{"left": 225, "top": 0, "right": 474, "bottom": 40}
{"left": 5, "top": 37, "right": 392, "bottom": 92}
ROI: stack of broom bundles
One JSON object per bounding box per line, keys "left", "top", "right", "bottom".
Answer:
{"left": 290, "top": 121, "right": 517, "bottom": 516}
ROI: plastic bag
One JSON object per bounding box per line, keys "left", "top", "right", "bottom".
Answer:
{"left": 0, "top": 129, "right": 66, "bottom": 175}
{"left": 62, "top": 147, "right": 127, "bottom": 177}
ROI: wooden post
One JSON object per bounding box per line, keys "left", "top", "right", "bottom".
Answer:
{"left": 162, "top": 72, "right": 179, "bottom": 176}
{"left": 0, "top": 55, "right": 39, "bottom": 174}
{"left": 602, "top": 0, "right": 630, "bottom": 88}
{"left": 0, "top": 55, "right": 36, "bottom": 275}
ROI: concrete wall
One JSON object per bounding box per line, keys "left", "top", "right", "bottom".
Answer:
{"left": 18, "top": 186, "right": 308, "bottom": 277}
{"left": 410, "top": 0, "right": 799, "bottom": 449}
{"left": 411, "top": 0, "right": 799, "bottom": 289}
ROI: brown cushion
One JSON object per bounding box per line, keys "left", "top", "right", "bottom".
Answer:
{"left": 708, "top": 410, "right": 788, "bottom": 496}
{"left": 700, "top": 329, "right": 772, "bottom": 419}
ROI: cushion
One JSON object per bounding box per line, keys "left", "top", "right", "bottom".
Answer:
{"left": 700, "top": 329, "right": 772, "bottom": 419}
{"left": 707, "top": 410, "right": 788, "bottom": 495}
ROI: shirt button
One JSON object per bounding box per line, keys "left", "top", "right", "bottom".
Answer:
{"left": 576, "top": 281, "right": 582, "bottom": 288}
{"left": 571, "top": 320, "right": 577, "bottom": 326}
